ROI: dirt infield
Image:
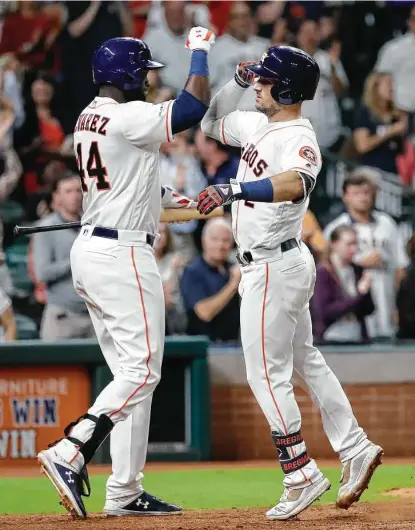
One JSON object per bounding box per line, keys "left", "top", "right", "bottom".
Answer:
{"left": 1, "top": 500, "right": 414, "bottom": 530}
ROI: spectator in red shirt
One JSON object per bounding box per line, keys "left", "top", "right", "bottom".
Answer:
{"left": 128, "top": 1, "right": 152, "bottom": 38}
{"left": 0, "top": 1, "right": 61, "bottom": 73}
{"left": 192, "top": 1, "right": 233, "bottom": 36}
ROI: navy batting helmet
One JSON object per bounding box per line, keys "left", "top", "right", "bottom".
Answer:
{"left": 92, "top": 37, "right": 164, "bottom": 91}
{"left": 246, "top": 46, "right": 320, "bottom": 105}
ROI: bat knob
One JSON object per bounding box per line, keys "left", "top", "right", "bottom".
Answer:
{"left": 13, "top": 226, "right": 20, "bottom": 237}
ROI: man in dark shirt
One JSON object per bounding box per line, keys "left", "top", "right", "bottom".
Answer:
{"left": 60, "top": 1, "right": 134, "bottom": 129}
{"left": 195, "top": 129, "right": 240, "bottom": 186}
{"left": 180, "top": 218, "right": 240, "bottom": 341}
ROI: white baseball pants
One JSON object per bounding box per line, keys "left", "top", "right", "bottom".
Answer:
{"left": 67, "top": 228, "right": 165, "bottom": 500}
{"left": 239, "top": 243, "right": 369, "bottom": 488}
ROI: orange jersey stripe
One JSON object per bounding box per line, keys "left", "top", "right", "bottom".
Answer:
{"left": 109, "top": 247, "right": 152, "bottom": 418}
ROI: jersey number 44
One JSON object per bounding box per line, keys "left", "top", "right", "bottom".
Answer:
{"left": 76, "top": 142, "right": 111, "bottom": 192}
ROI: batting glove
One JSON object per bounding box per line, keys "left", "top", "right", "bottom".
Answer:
{"left": 234, "top": 61, "right": 257, "bottom": 88}
{"left": 197, "top": 179, "right": 243, "bottom": 215}
{"left": 185, "top": 26, "right": 216, "bottom": 54}
{"left": 161, "top": 185, "right": 195, "bottom": 209}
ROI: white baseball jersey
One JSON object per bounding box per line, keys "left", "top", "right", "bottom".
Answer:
{"left": 74, "top": 96, "right": 174, "bottom": 234}
{"left": 324, "top": 211, "right": 409, "bottom": 337}
{"left": 220, "top": 113, "right": 322, "bottom": 252}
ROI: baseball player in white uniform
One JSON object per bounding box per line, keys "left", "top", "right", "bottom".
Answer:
{"left": 198, "top": 46, "right": 383, "bottom": 520}
{"left": 37, "top": 29, "right": 215, "bottom": 519}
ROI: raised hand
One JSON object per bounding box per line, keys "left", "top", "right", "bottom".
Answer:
{"left": 234, "top": 61, "right": 257, "bottom": 88}
{"left": 185, "top": 27, "right": 216, "bottom": 54}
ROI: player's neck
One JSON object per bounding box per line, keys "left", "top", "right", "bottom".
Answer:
{"left": 348, "top": 208, "right": 371, "bottom": 224}
{"left": 99, "top": 86, "right": 126, "bottom": 104}
{"left": 268, "top": 108, "right": 301, "bottom": 123}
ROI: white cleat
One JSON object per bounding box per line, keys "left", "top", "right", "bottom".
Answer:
{"left": 266, "top": 476, "right": 331, "bottom": 520}
{"left": 38, "top": 448, "right": 87, "bottom": 520}
{"left": 337, "top": 443, "right": 384, "bottom": 510}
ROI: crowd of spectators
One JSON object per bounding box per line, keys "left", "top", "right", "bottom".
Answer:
{"left": 0, "top": 0, "right": 415, "bottom": 344}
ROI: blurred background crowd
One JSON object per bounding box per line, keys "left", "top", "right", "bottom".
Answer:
{"left": 0, "top": 0, "right": 415, "bottom": 345}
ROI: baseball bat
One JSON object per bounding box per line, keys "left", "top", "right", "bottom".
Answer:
{"left": 13, "top": 207, "right": 224, "bottom": 238}
{"left": 14, "top": 222, "right": 81, "bottom": 237}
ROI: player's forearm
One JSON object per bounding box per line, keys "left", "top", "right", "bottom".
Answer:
{"left": 200, "top": 96, "right": 221, "bottom": 140}
{"left": 197, "top": 171, "right": 314, "bottom": 215}
{"left": 201, "top": 79, "right": 246, "bottom": 139}
{"left": 217, "top": 79, "right": 247, "bottom": 117}
{"left": 194, "top": 281, "right": 237, "bottom": 322}
{"left": 171, "top": 51, "right": 210, "bottom": 134}
{"left": 184, "top": 51, "right": 210, "bottom": 105}
{"left": 237, "top": 171, "right": 306, "bottom": 203}
{"left": 269, "top": 171, "right": 307, "bottom": 202}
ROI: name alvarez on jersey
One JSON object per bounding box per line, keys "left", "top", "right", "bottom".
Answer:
{"left": 74, "top": 113, "right": 110, "bottom": 136}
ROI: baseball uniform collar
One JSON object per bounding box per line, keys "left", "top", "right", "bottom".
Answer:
{"left": 94, "top": 96, "right": 119, "bottom": 105}
{"left": 264, "top": 118, "right": 314, "bottom": 130}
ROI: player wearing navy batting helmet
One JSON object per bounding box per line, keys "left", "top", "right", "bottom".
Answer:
{"left": 198, "top": 44, "right": 383, "bottom": 521}
{"left": 245, "top": 45, "right": 320, "bottom": 105}
{"left": 92, "top": 37, "right": 164, "bottom": 101}
{"left": 37, "top": 28, "right": 216, "bottom": 520}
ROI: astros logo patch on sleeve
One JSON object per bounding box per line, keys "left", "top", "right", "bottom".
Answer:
{"left": 299, "top": 146, "right": 317, "bottom": 166}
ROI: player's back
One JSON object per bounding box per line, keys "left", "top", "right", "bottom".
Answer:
{"left": 74, "top": 96, "right": 174, "bottom": 234}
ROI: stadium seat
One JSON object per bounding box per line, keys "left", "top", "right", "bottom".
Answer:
{"left": 6, "top": 237, "right": 33, "bottom": 296}
{"left": 0, "top": 201, "right": 25, "bottom": 225}
{"left": 14, "top": 313, "right": 39, "bottom": 340}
